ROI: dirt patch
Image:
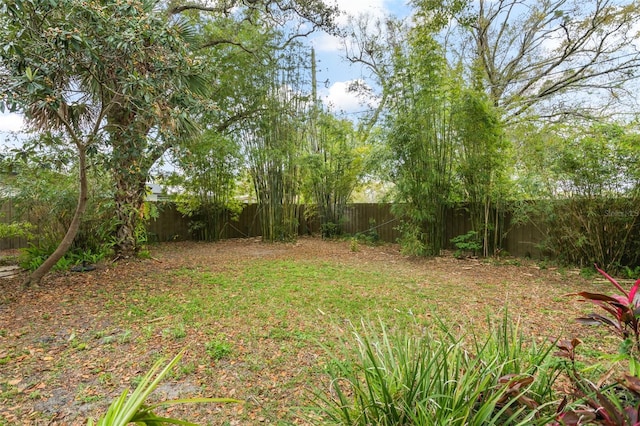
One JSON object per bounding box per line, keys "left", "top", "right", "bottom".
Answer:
{"left": 0, "top": 237, "right": 609, "bottom": 425}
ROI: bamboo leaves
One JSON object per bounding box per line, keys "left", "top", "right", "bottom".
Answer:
{"left": 386, "top": 30, "right": 458, "bottom": 255}
{"left": 241, "top": 48, "right": 308, "bottom": 242}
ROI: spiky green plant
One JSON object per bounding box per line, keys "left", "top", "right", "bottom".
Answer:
{"left": 313, "top": 317, "right": 561, "bottom": 425}
{"left": 87, "top": 351, "right": 239, "bottom": 425}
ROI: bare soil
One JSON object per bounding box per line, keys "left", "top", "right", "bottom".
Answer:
{"left": 0, "top": 237, "right": 610, "bottom": 425}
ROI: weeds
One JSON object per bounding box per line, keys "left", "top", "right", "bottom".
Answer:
{"left": 205, "top": 340, "right": 232, "bottom": 360}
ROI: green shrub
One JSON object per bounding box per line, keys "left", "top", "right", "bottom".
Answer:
{"left": 512, "top": 124, "right": 640, "bottom": 272}
{"left": 451, "top": 230, "right": 482, "bottom": 258}
{"left": 0, "top": 220, "right": 34, "bottom": 240}
{"left": 321, "top": 221, "right": 340, "bottom": 238}
{"left": 354, "top": 218, "right": 381, "bottom": 246}
{"left": 622, "top": 265, "right": 640, "bottom": 280}
{"left": 3, "top": 145, "right": 132, "bottom": 266}
{"left": 313, "top": 316, "right": 560, "bottom": 425}
{"left": 395, "top": 221, "right": 428, "bottom": 256}
{"left": 20, "top": 243, "right": 109, "bottom": 272}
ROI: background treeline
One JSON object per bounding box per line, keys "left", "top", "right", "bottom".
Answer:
{"left": 1, "top": 0, "right": 640, "bottom": 279}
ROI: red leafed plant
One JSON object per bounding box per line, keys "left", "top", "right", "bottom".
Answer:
{"left": 553, "top": 338, "right": 640, "bottom": 426}
{"left": 553, "top": 265, "right": 640, "bottom": 425}
{"left": 570, "top": 264, "right": 640, "bottom": 350}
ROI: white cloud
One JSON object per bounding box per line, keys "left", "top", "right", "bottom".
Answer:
{"left": 322, "top": 80, "right": 379, "bottom": 113}
{"left": 0, "top": 113, "right": 24, "bottom": 133}
{"left": 329, "top": 0, "right": 386, "bottom": 20}
{"left": 323, "top": 81, "right": 361, "bottom": 112}
{"left": 311, "top": 32, "right": 344, "bottom": 53}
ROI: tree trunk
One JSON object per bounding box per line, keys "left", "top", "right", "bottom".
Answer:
{"left": 24, "top": 145, "right": 89, "bottom": 287}
{"left": 113, "top": 172, "right": 147, "bottom": 258}
{"left": 107, "top": 108, "right": 153, "bottom": 259}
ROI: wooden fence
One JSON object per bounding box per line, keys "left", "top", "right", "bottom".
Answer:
{"left": 146, "top": 202, "right": 546, "bottom": 258}
{"left": 2, "top": 199, "right": 546, "bottom": 258}
{"left": 0, "top": 199, "right": 29, "bottom": 250}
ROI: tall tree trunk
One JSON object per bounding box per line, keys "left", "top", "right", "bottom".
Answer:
{"left": 112, "top": 166, "right": 148, "bottom": 258}
{"left": 107, "top": 107, "right": 153, "bottom": 258}
{"left": 24, "top": 145, "right": 89, "bottom": 287}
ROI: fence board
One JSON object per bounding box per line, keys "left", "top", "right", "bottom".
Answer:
{"left": 341, "top": 203, "right": 399, "bottom": 242}
{"left": 0, "top": 199, "right": 29, "bottom": 250}
{"left": 503, "top": 212, "right": 547, "bottom": 258}
{"left": 3, "top": 200, "right": 548, "bottom": 258}
{"left": 146, "top": 203, "right": 191, "bottom": 242}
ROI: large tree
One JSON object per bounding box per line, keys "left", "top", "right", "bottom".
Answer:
{"left": 416, "top": 0, "right": 640, "bottom": 122}
{"left": 344, "top": 0, "right": 640, "bottom": 123}
{"left": 1, "top": 0, "right": 207, "bottom": 284}
{"left": 1, "top": 0, "right": 337, "bottom": 283}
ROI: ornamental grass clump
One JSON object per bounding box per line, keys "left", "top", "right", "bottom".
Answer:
{"left": 313, "top": 316, "right": 561, "bottom": 425}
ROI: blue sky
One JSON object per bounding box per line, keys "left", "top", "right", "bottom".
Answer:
{"left": 313, "top": 0, "right": 410, "bottom": 114}
{"left": 0, "top": 0, "right": 410, "bottom": 143}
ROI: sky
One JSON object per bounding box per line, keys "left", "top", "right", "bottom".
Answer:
{"left": 314, "top": 0, "right": 410, "bottom": 114}
{"left": 0, "top": 0, "right": 410, "bottom": 145}
{"left": 0, "top": 113, "right": 23, "bottom": 134}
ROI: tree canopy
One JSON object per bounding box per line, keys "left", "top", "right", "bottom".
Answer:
{"left": 0, "top": 0, "right": 338, "bottom": 283}
{"left": 2, "top": 0, "right": 640, "bottom": 279}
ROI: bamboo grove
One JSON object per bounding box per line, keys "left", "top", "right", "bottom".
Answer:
{"left": 2, "top": 0, "right": 640, "bottom": 280}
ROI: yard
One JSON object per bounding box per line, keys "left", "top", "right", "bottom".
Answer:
{"left": 0, "top": 237, "right": 609, "bottom": 425}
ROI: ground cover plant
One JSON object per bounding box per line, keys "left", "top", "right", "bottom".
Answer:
{"left": 0, "top": 237, "right": 613, "bottom": 424}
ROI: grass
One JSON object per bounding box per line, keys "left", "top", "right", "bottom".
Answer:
{"left": 0, "top": 240, "right": 605, "bottom": 424}
{"left": 121, "top": 260, "right": 429, "bottom": 331}
{"left": 205, "top": 339, "right": 232, "bottom": 360}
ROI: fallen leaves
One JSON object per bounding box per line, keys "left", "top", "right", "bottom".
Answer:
{"left": 0, "top": 238, "right": 600, "bottom": 425}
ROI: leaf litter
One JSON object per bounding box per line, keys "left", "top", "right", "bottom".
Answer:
{"left": 0, "top": 237, "right": 610, "bottom": 424}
